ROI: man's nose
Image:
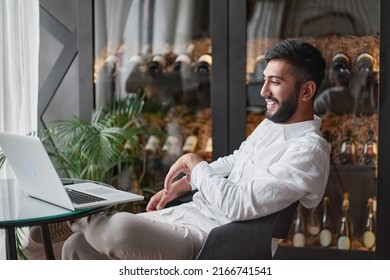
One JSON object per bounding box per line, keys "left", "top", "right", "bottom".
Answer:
{"left": 260, "top": 81, "right": 268, "bottom": 97}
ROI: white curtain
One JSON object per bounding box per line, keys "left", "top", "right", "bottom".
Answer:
{"left": 0, "top": 0, "right": 39, "bottom": 135}
{"left": 0, "top": 0, "right": 39, "bottom": 176}
{"left": 0, "top": 0, "right": 40, "bottom": 259}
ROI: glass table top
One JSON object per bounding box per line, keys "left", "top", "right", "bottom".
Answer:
{"left": 0, "top": 179, "right": 105, "bottom": 227}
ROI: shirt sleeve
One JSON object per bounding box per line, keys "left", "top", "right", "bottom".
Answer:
{"left": 208, "top": 130, "right": 257, "bottom": 176}
{"left": 208, "top": 152, "right": 237, "bottom": 177}
{"left": 190, "top": 135, "right": 251, "bottom": 190}
{"left": 190, "top": 154, "right": 237, "bottom": 190}
{"left": 191, "top": 141, "right": 330, "bottom": 222}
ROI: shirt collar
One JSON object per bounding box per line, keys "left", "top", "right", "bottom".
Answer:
{"left": 266, "top": 115, "right": 322, "bottom": 140}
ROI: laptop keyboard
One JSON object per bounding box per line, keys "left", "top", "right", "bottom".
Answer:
{"left": 65, "top": 188, "right": 106, "bottom": 205}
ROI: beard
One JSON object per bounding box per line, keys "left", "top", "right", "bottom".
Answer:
{"left": 265, "top": 86, "right": 301, "bottom": 123}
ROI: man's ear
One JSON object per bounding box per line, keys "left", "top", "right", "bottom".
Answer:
{"left": 301, "top": 81, "right": 316, "bottom": 101}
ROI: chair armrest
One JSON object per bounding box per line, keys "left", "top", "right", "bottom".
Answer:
{"left": 165, "top": 190, "right": 198, "bottom": 208}
{"left": 196, "top": 201, "right": 298, "bottom": 260}
{"left": 196, "top": 212, "right": 279, "bottom": 260}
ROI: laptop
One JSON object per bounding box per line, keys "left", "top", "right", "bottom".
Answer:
{"left": 0, "top": 132, "right": 144, "bottom": 211}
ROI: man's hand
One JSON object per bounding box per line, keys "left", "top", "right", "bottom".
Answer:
{"left": 146, "top": 153, "right": 204, "bottom": 211}
{"left": 146, "top": 177, "right": 190, "bottom": 211}
{"left": 163, "top": 153, "right": 203, "bottom": 197}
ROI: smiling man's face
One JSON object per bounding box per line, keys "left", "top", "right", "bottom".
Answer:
{"left": 261, "top": 59, "right": 304, "bottom": 124}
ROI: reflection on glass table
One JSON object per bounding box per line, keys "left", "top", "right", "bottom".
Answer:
{"left": 0, "top": 179, "right": 110, "bottom": 260}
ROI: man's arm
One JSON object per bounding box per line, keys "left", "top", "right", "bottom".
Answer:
{"left": 192, "top": 142, "right": 330, "bottom": 221}
{"left": 147, "top": 125, "right": 261, "bottom": 212}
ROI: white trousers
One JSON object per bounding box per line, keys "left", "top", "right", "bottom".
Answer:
{"left": 61, "top": 210, "right": 207, "bottom": 260}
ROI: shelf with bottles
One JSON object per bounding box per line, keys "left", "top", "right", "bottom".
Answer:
{"left": 245, "top": 34, "right": 379, "bottom": 137}
{"left": 95, "top": 37, "right": 214, "bottom": 193}
{"left": 137, "top": 105, "right": 213, "bottom": 191}
{"left": 320, "top": 113, "right": 378, "bottom": 169}
{"left": 94, "top": 38, "right": 213, "bottom": 108}
{"left": 246, "top": 35, "right": 379, "bottom": 84}
{"left": 282, "top": 192, "right": 376, "bottom": 255}
{"left": 151, "top": 105, "right": 213, "bottom": 160}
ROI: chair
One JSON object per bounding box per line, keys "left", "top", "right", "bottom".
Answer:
{"left": 166, "top": 191, "right": 298, "bottom": 260}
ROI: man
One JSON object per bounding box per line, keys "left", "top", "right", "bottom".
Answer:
{"left": 62, "top": 39, "right": 330, "bottom": 260}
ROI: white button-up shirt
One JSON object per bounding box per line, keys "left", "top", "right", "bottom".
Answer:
{"left": 159, "top": 116, "right": 330, "bottom": 234}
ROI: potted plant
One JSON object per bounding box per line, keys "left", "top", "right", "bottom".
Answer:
{"left": 37, "top": 93, "right": 164, "bottom": 211}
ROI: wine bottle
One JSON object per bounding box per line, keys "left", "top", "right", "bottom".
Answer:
{"left": 331, "top": 52, "right": 351, "bottom": 73}
{"left": 125, "top": 54, "right": 147, "bottom": 93}
{"left": 173, "top": 53, "right": 192, "bottom": 78}
{"left": 292, "top": 203, "right": 306, "bottom": 247}
{"left": 337, "top": 193, "right": 352, "bottom": 250}
{"left": 195, "top": 52, "right": 212, "bottom": 75}
{"left": 148, "top": 54, "right": 167, "bottom": 77}
{"left": 319, "top": 196, "right": 333, "bottom": 247}
{"left": 373, "top": 197, "right": 377, "bottom": 223}
{"left": 194, "top": 50, "right": 212, "bottom": 108}
{"left": 96, "top": 55, "right": 117, "bottom": 108}
{"left": 173, "top": 44, "right": 196, "bottom": 105}
{"left": 144, "top": 135, "right": 163, "bottom": 188}
{"left": 173, "top": 43, "right": 195, "bottom": 74}
{"left": 145, "top": 135, "right": 160, "bottom": 156}
{"left": 363, "top": 129, "right": 377, "bottom": 167}
{"left": 340, "top": 130, "right": 356, "bottom": 165}
{"left": 357, "top": 52, "right": 374, "bottom": 73}
{"left": 162, "top": 135, "right": 180, "bottom": 156}
{"left": 161, "top": 122, "right": 182, "bottom": 167}
{"left": 182, "top": 128, "right": 199, "bottom": 154}
{"left": 363, "top": 198, "right": 376, "bottom": 249}
{"left": 204, "top": 137, "right": 213, "bottom": 161}
{"left": 306, "top": 206, "right": 320, "bottom": 240}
